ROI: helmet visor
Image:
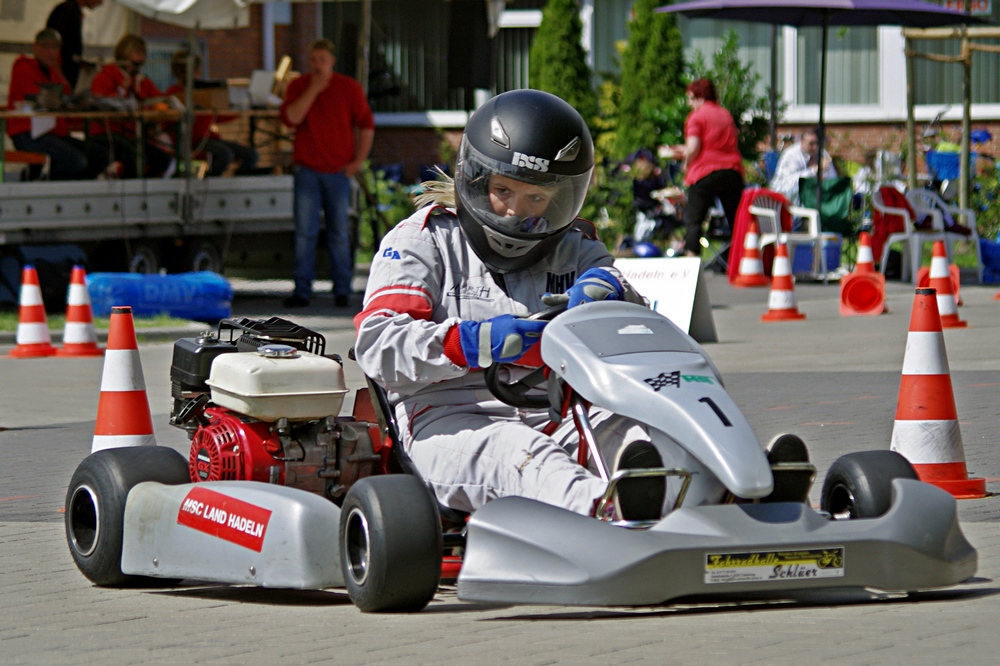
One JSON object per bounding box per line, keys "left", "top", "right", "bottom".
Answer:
{"left": 456, "top": 139, "right": 593, "bottom": 241}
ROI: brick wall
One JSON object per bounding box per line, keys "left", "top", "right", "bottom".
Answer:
{"left": 138, "top": 7, "right": 264, "bottom": 81}
{"left": 369, "top": 127, "right": 462, "bottom": 184}
{"left": 774, "top": 121, "right": 1000, "bottom": 176}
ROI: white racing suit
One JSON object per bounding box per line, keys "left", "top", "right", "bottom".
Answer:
{"left": 353, "top": 205, "right": 649, "bottom": 516}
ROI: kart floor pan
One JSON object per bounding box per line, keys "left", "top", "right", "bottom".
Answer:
{"left": 457, "top": 479, "right": 977, "bottom": 607}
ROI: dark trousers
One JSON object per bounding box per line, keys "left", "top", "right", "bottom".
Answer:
{"left": 91, "top": 134, "right": 173, "bottom": 179}
{"left": 682, "top": 169, "right": 744, "bottom": 255}
{"left": 10, "top": 132, "right": 109, "bottom": 180}
{"left": 202, "top": 138, "right": 259, "bottom": 177}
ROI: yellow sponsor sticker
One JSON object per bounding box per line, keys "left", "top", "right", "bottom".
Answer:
{"left": 704, "top": 547, "right": 845, "bottom": 584}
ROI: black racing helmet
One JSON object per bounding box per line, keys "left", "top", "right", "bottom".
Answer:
{"left": 455, "top": 89, "right": 595, "bottom": 273}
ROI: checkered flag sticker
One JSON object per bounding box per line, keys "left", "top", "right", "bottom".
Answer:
{"left": 644, "top": 371, "right": 681, "bottom": 392}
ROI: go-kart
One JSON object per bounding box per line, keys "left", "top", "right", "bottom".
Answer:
{"left": 64, "top": 304, "right": 977, "bottom": 613}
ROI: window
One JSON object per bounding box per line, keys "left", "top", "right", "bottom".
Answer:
{"left": 796, "top": 26, "right": 878, "bottom": 106}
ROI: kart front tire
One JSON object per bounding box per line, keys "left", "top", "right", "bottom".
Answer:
{"left": 65, "top": 447, "right": 190, "bottom": 587}
{"left": 340, "top": 475, "right": 442, "bottom": 613}
{"left": 821, "top": 450, "right": 918, "bottom": 519}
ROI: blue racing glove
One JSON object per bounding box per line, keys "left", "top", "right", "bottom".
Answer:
{"left": 443, "top": 315, "right": 547, "bottom": 369}
{"left": 562, "top": 267, "right": 624, "bottom": 309}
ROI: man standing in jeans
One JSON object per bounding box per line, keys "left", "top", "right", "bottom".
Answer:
{"left": 281, "top": 39, "right": 375, "bottom": 308}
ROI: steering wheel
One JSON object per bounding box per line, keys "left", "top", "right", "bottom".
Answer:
{"left": 484, "top": 302, "right": 566, "bottom": 409}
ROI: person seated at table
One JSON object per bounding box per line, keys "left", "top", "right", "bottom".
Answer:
{"left": 6, "top": 28, "right": 108, "bottom": 180}
{"left": 768, "top": 128, "right": 836, "bottom": 206}
{"left": 90, "top": 34, "right": 173, "bottom": 178}
{"left": 165, "top": 51, "right": 259, "bottom": 177}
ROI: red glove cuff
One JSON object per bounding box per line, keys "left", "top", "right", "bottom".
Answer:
{"left": 442, "top": 325, "right": 468, "bottom": 367}
{"left": 514, "top": 344, "right": 543, "bottom": 368}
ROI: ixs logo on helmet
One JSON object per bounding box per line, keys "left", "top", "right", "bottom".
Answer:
{"left": 512, "top": 152, "right": 550, "bottom": 172}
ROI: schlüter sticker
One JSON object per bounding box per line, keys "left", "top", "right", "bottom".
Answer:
{"left": 176, "top": 486, "right": 273, "bottom": 552}
{"left": 704, "top": 547, "right": 845, "bottom": 584}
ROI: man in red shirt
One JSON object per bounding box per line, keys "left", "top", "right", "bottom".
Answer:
{"left": 6, "top": 29, "right": 107, "bottom": 180}
{"left": 280, "top": 38, "right": 375, "bottom": 308}
{"left": 90, "top": 34, "right": 173, "bottom": 178}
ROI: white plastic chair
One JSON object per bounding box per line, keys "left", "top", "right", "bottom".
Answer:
{"left": 749, "top": 193, "right": 827, "bottom": 278}
{"left": 905, "top": 189, "right": 982, "bottom": 284}
{"left": 871, "top": 187, "right": 944, "bottom": 284}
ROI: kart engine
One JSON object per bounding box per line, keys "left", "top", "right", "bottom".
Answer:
{"left": 168, "top": 317, "right": 383, "bottom": 504}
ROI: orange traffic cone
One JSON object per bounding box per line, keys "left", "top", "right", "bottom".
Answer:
{"left": 839, "top": 232, "right": 887, "bottom": 316}
{"left": 761, "top": 243, "right": 806, "bottom": 321}
{"left": 925, "top": 241, "right": 967, "bottom": 328}
{"left": 732, "top": 221, "right": 769, "bottom": 287}
{"left": 890, "top": 288, "right": 985, "bottom": 499}
{"left": 91, "top": 306, "right": 156, "bottom": 452}
{"left": 917, "top": 247, "right": 962, "bottom": 306}
{"left": 854, "top": 231, "right": 877, "bottom": 275}
{"left": 6, "top": 265, "right": 57, "bottom": 358}
{"left": 57, "top": 266, "right": 103, "bottom": 357}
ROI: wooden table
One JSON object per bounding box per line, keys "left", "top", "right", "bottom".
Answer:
{"left": 0, "top": 108, "right": 293, "bottom": 181}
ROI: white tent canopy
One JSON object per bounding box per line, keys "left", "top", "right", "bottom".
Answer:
{"left": 112, "top": 0, "right": 251, "bottom": 29}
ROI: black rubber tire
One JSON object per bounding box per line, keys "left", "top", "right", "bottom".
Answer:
{"left": 340, "top": 475, "right": 442, "bottom": 612}
{"left": 128, "top": 242, "right": 160, "bottom": 274}
{"left": 187, "top": 239, "right": 223, "bottom": 273}
{"left": 821, "top": 450, "right": 919, "bottom": 520}
{"left": 65, "top": 447, "right": 190, "bottom": 587}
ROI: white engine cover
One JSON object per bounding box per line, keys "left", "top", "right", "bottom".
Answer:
{"left": 205, "top": 350, "right": 348, "bottom": 421}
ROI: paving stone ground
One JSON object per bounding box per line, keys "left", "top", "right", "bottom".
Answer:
{"left": 1, "top": 271, "right": 998, "bottom": 664}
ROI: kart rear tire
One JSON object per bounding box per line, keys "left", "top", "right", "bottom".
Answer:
{"left": 340, "top": 475, "right": 442, "bottom": 613}
{"left": 65, "top": 447, "right": 190, "bottom": 587}
{"left": 821, "top": 451, "right": 918, "bottom": 520}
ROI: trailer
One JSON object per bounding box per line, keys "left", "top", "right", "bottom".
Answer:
{"left": 0, "top": 175, "right": 296, "bottom": 274}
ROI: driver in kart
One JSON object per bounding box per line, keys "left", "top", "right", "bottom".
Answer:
{"left": 354, "top": 90, "right": 664, "bottom": 521}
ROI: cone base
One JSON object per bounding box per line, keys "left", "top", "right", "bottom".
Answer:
{"left": 940, "top": 316, "right": 968, "bottom": 329}
{"left": 762, "top": 309, "right": 806, "bottom": 322}
{"left": 7, "top": 343, "right": 58, "bottom": 358}
{"left": 840, "top": 303, "right": 887, "bottom": 317}
{"left": 839, "top": 273, "right": 886, "bottom": 317}
{"left": 733, "top": 275, "right": 769, "bottom": 288}
{"left": 56, "top": 344, "right": 105, "bottom": 357}
{"left": 913, "top": 463, "right": 988, "bottom": 499}
{"left": 924, "top": 476, "right": 988, "bottom": 500}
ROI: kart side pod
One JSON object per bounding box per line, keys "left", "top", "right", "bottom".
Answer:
{"left": 121, "top": 481, "right": 344, "bottom": 589}
{"left": 457, "top": 479, "right": 977, "bottom": 607}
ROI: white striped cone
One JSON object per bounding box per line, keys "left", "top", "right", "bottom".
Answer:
{"left": 761, "top": 244, "right": 805, "bottom": 321}
{"left": 928, "top": 241, "right": 967, "bottom": 328}
{"left": 855, "top": 231, "right": 876, "bottom": 275}
{"left": 57, "top": 266, "right": 104, "bottom": 357}
{"left": 6, "top": 265, "right": 57, "bottom": 358}
{"left": 890, "top": 288, "right": 984, "bottom": 498}
{"left": 732, "top": 221, "right": 769, "bottom": 287}
{"left": 92, "top": 306, "right": 156, "bottom": 452}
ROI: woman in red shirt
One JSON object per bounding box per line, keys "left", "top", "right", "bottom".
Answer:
{"left": 90, "top": 34, "right": 173, "bottom": 178}
{"left": 668, "top": 78, "right": 744, "bottom": 257}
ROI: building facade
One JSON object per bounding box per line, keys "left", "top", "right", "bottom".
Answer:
{"left": 128, "top": 0, "right": 1000, "bottom": 176}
